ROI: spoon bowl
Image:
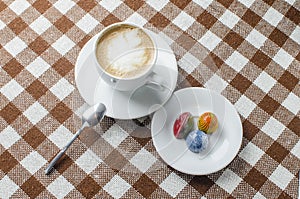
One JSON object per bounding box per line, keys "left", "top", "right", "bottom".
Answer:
{"left": 83, "top": 103, "right": 106, "bottom": 126}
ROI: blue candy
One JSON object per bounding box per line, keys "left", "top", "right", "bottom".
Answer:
{"left": 186, "top": 130, "right": 208, "bottom": 153}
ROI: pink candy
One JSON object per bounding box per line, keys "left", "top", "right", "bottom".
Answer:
{"left": 173, "top": 112, "right": 194, "bottom": 139}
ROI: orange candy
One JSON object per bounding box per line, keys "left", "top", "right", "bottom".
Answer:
{"left": 198, "top": 112, "right": 218, "bottom": 134}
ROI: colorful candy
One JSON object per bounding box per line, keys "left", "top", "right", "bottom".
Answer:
{"left": 173, "top": 112, "right": 194, "bottom": 139}
{"left": 173, "top": 111, "right": 218, "bottom": 154}
{"left": 198, "top": 112, "right": 218, "bottom": 134}
{"left": 186, "top": 130, "right": 208, "bottom": 153}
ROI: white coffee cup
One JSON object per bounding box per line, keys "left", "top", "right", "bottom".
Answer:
{"left": 94, "top": 22, "right": 165, "bottom": 91}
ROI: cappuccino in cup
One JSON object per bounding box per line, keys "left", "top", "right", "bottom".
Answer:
{"left": 94, "top": 22, "right": 165, "bottom": 91}
{"left": 95, "top": 24, "right": 155, "bottom": 79}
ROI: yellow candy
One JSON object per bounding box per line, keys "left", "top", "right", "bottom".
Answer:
{"left": 198, "top": 112, "right": 218, "bottom": 134}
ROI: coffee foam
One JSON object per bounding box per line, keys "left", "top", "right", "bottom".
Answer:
{"left": 96, "top": 26, "right": 154, "bottom": 78}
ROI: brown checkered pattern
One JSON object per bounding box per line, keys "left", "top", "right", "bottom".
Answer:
{"left": 0, "top": 0, "right": 299, "bottom": 198}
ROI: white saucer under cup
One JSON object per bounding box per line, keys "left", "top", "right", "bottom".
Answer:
{"left": 117, "top": 62, "right": 175, "bottom": 119}
{"left": 75, "top": 30, "right": 178, "bottom": 120}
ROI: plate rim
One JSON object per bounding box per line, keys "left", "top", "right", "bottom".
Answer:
{"left": 151, "top": 87, "right": 243, "bottom": 175}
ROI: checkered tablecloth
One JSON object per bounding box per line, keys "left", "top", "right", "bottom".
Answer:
{"left": 0, "top": 0, "right": 299, "bottom": 198}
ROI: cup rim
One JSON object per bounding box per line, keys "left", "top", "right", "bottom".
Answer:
{"left": 94, "top": 22, "right": 158, "bottom": 81}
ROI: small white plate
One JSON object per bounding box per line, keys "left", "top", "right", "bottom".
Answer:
{"left": 151, "top": 87, "right": 243, "bottom": 175}
{"left": 75, "top": 31, "right": 178, "bottom": 119}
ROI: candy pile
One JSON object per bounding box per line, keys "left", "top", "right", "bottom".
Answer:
{"left": 173, "top": 112, "right": 218, "bottom": 153}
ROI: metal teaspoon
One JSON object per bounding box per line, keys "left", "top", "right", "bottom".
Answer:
{"left": 45, "top": 103, "right": 106, "bottom": 175}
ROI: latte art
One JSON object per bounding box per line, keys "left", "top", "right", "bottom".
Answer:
{"left": 96, "top": 25, "right": 155, "bottom": 78}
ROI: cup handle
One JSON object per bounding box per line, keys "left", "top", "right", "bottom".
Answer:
{"left": 145, "top": 72, "right": 168, "bottom": 91}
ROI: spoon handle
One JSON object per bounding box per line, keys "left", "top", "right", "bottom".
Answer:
{"left": 45, "top": 149, "right": 66, "bottom": 175}
{"left": 45, "top": 124, "right": 87, "bottom": 175}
